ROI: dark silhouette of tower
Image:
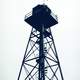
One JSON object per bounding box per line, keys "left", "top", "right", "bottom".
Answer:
{"left": 17, "top": 4, "right": 64, "bottom": 80}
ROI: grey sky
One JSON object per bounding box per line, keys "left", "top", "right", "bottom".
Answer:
{"left": 0, "top": 0, "right": 80, "bottom": 80}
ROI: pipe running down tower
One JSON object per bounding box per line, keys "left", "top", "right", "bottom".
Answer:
{"left": 17, "top": 3, "right": 64, "bottom": 80}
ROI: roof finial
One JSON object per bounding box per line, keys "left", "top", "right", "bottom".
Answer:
{"left": 43, "top": 0, "right": 47, "bottom": 5}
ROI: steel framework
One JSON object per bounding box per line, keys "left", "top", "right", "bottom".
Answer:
{"left": 17, "top": 4, "right": 64, "bottom": 80}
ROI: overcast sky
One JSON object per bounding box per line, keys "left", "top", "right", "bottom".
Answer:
{"left": 0, "top": 0, "right": 80, "bottom": 80}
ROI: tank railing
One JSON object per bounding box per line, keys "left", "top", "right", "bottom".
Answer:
{"left": 25, "top": 11, "right": 32, "bottom": 19}
{"left": 25, "top": 11, "right": 58, "bottom": 22}
{"left": 51, "top": 12, "right": 58, "bottom": 21}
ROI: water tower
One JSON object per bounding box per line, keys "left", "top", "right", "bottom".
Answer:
{"left": 17, "top": 2, "right": 64, "bottom": 80}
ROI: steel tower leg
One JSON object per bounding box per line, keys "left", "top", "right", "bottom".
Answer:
{"left": 50, "top": 29, "right": 64, "bottom": 80}
{"left": 17, "top": 28, "right": 34, "bottom": 80}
